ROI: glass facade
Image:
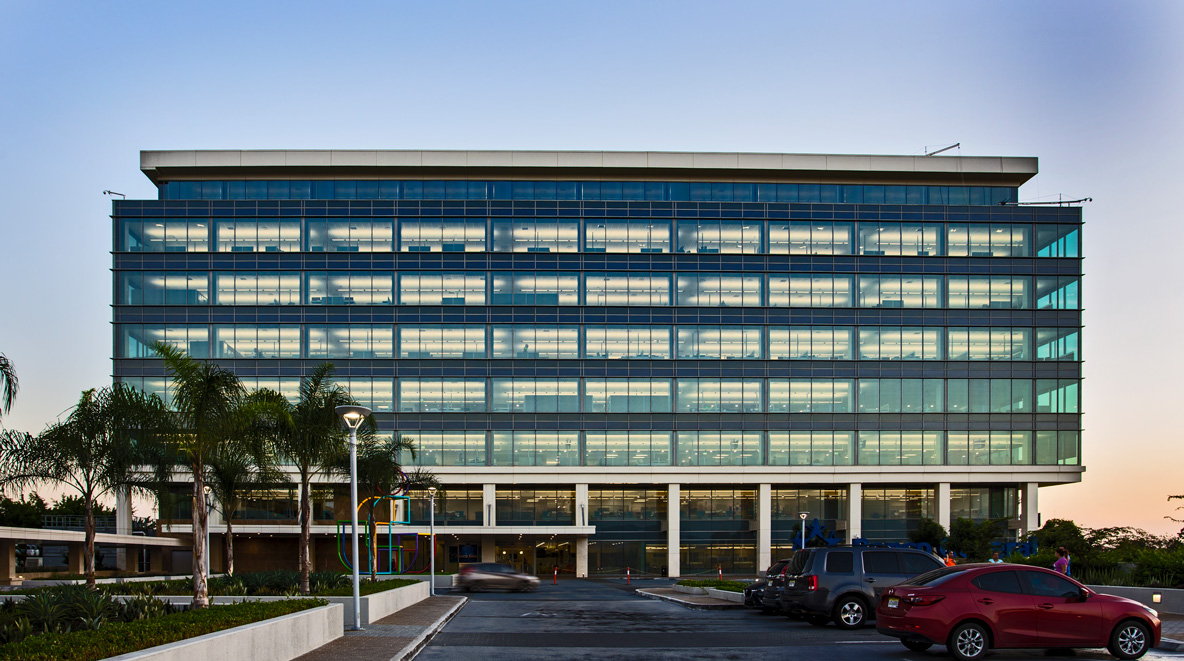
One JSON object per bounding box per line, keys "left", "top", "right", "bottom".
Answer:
{"left": 116, "top": 151, "right": 1082, "bottom": 567}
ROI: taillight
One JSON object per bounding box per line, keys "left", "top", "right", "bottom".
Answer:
{"left": 805, "top": 575, "right": 818, "bottom": 591}
{"left": 905, "top": 595, "right": 945, "bottom": 606}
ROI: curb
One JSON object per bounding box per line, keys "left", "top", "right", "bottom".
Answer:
{"left": 1159, "top": 636, "right": 1184, "bottom": 652}
{"left": 635, "top": 588, "right": 744, "bottom": 611}
{"left": 391, "top": 596, "right": 467, "bottom": 661}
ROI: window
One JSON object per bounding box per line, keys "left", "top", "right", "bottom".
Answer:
{"left": 307, "top": 272, "right": 393, "bottom": 305}
{"left": 338, "top": 378, "right": 394, "bottom": 412}
{"left": 119, "top": 272, "right": 210, "bottom": 305}
{"left": 118, "top": 325, "right": 209, "bottom": 358}
{"left": 490, "top": 378, "right": 581, "bottom": 412}
{"left": 902, "top": 553, "right": 943, "bottom": 575}
{"left": 857, "top": 379, "right": 943, "bottom": 413}
{"left": 948, "top": 328, "right": 1031, "bottom": 361}
{"left": 857, "top": 223, "right": 940, "bottom": 256}
{"left": 947, "top": 380, "right": 1032, "bottom": 413}
{"left": 676, "top": 219, "right": 761, "bottom": 254}
{"left": 397, "top": 379, "right": 485, "bottom": 412}
{"left": 495, "top": 487, "right": 575, "bottom": 523}
{"left": 398, "top": 272, "right": 485, "bottom": 305}
{"left": 859, "top": 327, "right": 943, "bottom": 360}
{"left": 772, "top": 379, "right": 854, "bottom": 413}
{"left": 676, "top": 379, "right": 763, "bottom": 413}
{"left": 1036, "top": 225, "right": 1079, "bottom": 258}
{"left": 585, "top": 219, "right": 670, "bottom": 253}
{"left": 1036, "top": 328, "right": 1079, "bottom": 361}
{"left": 585, "top": 379, "right": 672, "bottom": 413}
{"left": 858, "top": 275, "right": 942, "bottom": 308}
{"left": 215, "top": 218, "right": 300, "bottom": 252}
{"left": 585, "top": 273, "right": 671, "bottom": 306}
{"left": 397, "top": 217, "right": 483, "bottom": 252}
{"left": 947, "top": 223, "right": 1030, "bottom": 257}
{"left": 768, "top": 432, "right": 854, "bottom": 466}
{"left": 213, "top": 325, "right": 301, "bottom": 359}
{"left": 307, "top": 325, "right": 395, "bottom": 359}
{"left": 1036, "top": 276, "right": 1080, "bottom": 310}
{"left": 769, "top": 221, "right": 854, "bottom": 255}
{"left": 676, "top": 434, "right": 763, "bottom": 466}
{"left": 676, "top": 326, "right": 762, "bottom": 359}
{"left": 768, "top": 275, "right": 854, "bottom": 307}
{"left": 825, "top": 552, "right": 854, "bottom": 573}
{"left": 585, "top": 326, "right": 671, "bottom": 359}
{"left": 769, "top": 327, "right": 854, "bottom": 360}
{"left": 491, "top": 325, "right": 579, "bottom": 359}
{"left": 128, "top": 218, "right": 209, "bottom": 252}
{"left": 862, "top": 551, "right": 901, "bottom": 574}
{"left": 1036, "top": 379, "right": 1079, "bottom": 413}
{"left": 948, "top": 276, "right": 1031, "bottom": 309}
{"left": 490, "top": 272, "right": 580, "bottom": 305}
{"left": 585, "top": 432, "right": 673, "bottom": 467}
{"left": 491, "top": 433, "right": 580, "bottom": 467}
{"left": 306, "top": 218, "right": 395, "bottom": 252}
{"left": 676, "top": 274, "right": 762, "bottom": 307}
{"left": 491, "top": 218, "right": 578, "bottom": 253}
{"left": 398, "top": 325, "right": 484, "bottom": 359}
{"left": 858, "top": 432, "right": 944, "bottom": 466}
{"left": 404, "top": 432, "right": 487, "bottom": 467}
{"left": 1021, "top": 571, "right": 1081, "bottom": 598}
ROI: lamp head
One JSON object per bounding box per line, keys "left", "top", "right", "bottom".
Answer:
{"left": 334, "top": 405, "right": 372, "bottom": 430}
{"left": 428, "top": 486, "right": 438, "bottom": 496}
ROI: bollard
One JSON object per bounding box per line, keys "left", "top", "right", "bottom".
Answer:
{"left": 627, "top": 566, "right": 631, "bottom": 585}
{"left": 718, "top": 565, "right": 722, "bottom": 581}
{"left": 553, "top": 566, "right": 558, "bottom": 585}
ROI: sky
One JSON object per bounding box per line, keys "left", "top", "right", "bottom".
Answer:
{"left": 0, "top": 1, "right": 1181, "bottom": 533}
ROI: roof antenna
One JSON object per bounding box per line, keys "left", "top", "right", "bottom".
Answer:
{"left": 103, "top": 190, "right": 126, "bottom": 199}
{"left": 924, "top": 143, "right": 960, "bottom": 156}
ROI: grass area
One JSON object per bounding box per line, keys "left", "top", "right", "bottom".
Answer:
{"left": 675, "top": 579, "right": 748, "bottom": 593}
{"left": 4, "top": 573, "right": 423, "bottom": 597}
{"left": 0, "top": 599, "right": 325, "bottom": 661}
{"left": 319, "top": 578, "right": 420, "bottom": 596}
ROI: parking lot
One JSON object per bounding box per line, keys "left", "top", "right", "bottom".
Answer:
{"left": 416, "top": 579, "right": 1182, "bottom": 661}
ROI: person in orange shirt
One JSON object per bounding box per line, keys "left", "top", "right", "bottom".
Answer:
{"left": 944, "top": 551, "right": 957, "bottom": 567}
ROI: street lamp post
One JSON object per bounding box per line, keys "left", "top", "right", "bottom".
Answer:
{"left": 799, "top": 512, "right": 809, "bottom": 550}
{"left": 428, "top": 486, "right": 437, "bottom": 597}
{"left": 203, "top": 486, "right": 213, "bottom": 578}
{"left": 335, "top": 404, "right": 372, "bottom": 631}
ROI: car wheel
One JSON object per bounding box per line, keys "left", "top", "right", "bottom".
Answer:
{"left": 804, "top": 614, "right": 830, "bottom": 626}
{"left": 516, "top": 580, "right": 531, "bottom": 592}
{"left": 1109, "top": 619, "right": 1151, "bottom": 660}
{"left": 832, "top": 596, "right": 867, "bottom": 629}
{"left": 948, "top": 622, "right": 989, "bottom": 661}
{"left": 901, "top": 639, "right": 933, "bottom": 653}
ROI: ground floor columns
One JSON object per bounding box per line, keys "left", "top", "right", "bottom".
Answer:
{"left": 936, "top": 482, "right": 952, "bottom": 532}
{"left": 846, "top": 483, "right": 862, "bottom": 541}
{"left": 116, "top": 488, "right": 132, "bottom": 570}
{"left": 482, "top": 484, "right": 496, "bottom": 527}
{"left": 575, "top": 537, "right": 588, "bottom": 577}
{"left": 1021, "top": 482, "right": 1040, "bottom": 537}
{"left": 0, "top": 540, "right": 16, "bottom": 585}
{"left": 667, "top": 484, "right": 680, "bottom": 579}
{"left": 757, "top": 484, "right": 771, "bottom": 571}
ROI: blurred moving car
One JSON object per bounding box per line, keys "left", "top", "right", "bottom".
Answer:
{"left": 876, "top": 564, "right": 1160, "bottom": 660}
{"left": 779, "top": 545, "right": 944, "bottom": 628}
{"left": 457, "top": 562, "right": 540, "bottom": 592}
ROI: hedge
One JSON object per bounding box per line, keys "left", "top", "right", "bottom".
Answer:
{"left": 0, "top": 599, "right": 325, "bottom": 661}
{"left": 675, "top": 579, "right": 748, "bottom": 593}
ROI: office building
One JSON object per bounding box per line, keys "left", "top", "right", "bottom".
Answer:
{"left": 112, "top": 150, "right": 1083, "bottom": 576}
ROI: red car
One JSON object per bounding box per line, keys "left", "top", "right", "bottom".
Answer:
{"left": 876, "top": 563, "right": 1160, "bottom": 660}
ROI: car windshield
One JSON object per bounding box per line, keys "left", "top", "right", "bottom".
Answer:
{"left": 898, "top": 566, "right": 966, "bottom": 587}
{"left": 768, "top": 561, "right": 789, "bottom": 575}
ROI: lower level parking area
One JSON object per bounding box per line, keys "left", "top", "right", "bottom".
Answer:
{"left": 416, "top": 579, "right": 1182, "bottom": 660}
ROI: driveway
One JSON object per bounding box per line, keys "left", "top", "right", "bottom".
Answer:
{"left": 416, "top": 578, "right": 1183, "bottom": 660}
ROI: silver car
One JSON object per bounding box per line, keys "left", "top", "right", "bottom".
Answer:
{"left": 457, "top": 562, "right": 540, "bottom": 592}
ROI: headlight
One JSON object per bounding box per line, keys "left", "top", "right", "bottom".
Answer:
{"left": 1144, "top": 605, "right": 1159, "bottom": 618}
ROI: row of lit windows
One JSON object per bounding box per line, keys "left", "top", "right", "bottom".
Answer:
{"left": 117, "top": 323, "right": 1080, "bottom": 362}
{"left": 116, "top": 375, "right": 1079, "bottom": 414}
{"left": 157, "top": 180, "right": 1018, "bottom": 205}
{"left": 118, "top": 217, "right": 1078, "bottom": 258}
{"left": 395, "top": 430, "right": 1079, "bottom": 467}
{"left": 117, "top": 271, "right": 1082, "bottom": 310}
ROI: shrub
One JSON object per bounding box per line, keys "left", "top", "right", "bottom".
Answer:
{"left": 0, "top": 599, "right": 326, "bottom": 661}
{"left": 675, "top": 579, "right": 749, "bottom": 592}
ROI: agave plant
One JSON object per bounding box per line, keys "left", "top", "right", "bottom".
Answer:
{"left": 20, "top": 592, "right": 70, "bottom": 634}
{"left": 0, "top": 616, "right": 32, "bottom": 644}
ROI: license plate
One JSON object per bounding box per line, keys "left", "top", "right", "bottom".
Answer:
{"left": 887, "top": 597, "right": 899, "bottom": 609}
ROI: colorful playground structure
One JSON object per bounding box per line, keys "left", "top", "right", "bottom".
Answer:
{"left": 335, "top": 470, "right": 432, "bottom": 575}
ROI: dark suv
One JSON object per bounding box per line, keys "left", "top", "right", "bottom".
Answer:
{"left": 743, "top": 558, "right": 793, "bottom": 611}
{"left": 778, "top": 546, "right": 943, "bottom": 629}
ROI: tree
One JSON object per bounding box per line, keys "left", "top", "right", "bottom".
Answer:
{"left": 0, "top": 385, "right": 161, "bottom": 589}
{"left": 354, "top": 435, "right": 433, "bottom": 580}
{"left": 908, "top": 517, "right": 948, "bottom": 550}
{"left": 947, "top": 517, "right": 1006, "bottom": 562}
{"left": 266, "top": 363, "right": 359, "bottom": 595}
{"left": 151, "top": 343, "right": 246, "bottom": 608}
{"left": 0, "top": 353, "right": 16, "bottom": 420}
{"left": 1028, "top": 518, "right": 1087, "bottom": 557}
{"left": 0, "top": 493, "right": 47, "bottom": 528}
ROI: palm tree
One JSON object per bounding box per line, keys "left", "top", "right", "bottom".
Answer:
{"left": 268, "top": 363, "right": 358, "bottom": 595}
{"left": 0, "top": 353, "right": 17, "bottom": 419}
{"left": 152, "top": 343, "right": 246, "bottom": 608}
{"left": 0, "top": 384, "right": 162, "bottom": 589}
{"left": 354, "top": 434, "right": 433, "bottom": 580}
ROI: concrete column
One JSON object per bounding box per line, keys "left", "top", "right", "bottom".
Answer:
{"left": 68, "top": 543, "right": 84, "bottom": 575}
{"left": 846, "top": 483, "right": 862, "bottom": 542}
{"left": 937, "top": 482, "right": 952, "bottom": 532}
{"left": 1021, "top": 482, "right": 1040, "bottom": 538}
{"left": 757, "top": 484, "right": 771, "bottom": 572}
{"left": 574, "top": 484, "right": 589, "bottom": 527}
{"left": 127, "top": 545, "right": 142, "bottom": 573}
{"left": 481, "top": 536, "right": 495, "bottom": 563}
{"left": 483, "top": 484, "right": 497, "bottom": 527}
{"left": 116, "top": 488, "right": 132, "bottom": 570}
{"left": 0, "top": 540, "right": 18, "bottom": 585}
{"left": 575, "top": 537, "right": 588, "bottom": 578}
{"left": 667, "top": 484, "right": 680, "bottom": 578}
{"left": 307, "top": 535, "right": 317, "bottom": 572}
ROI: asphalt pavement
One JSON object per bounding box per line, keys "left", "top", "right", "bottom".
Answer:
{"left": 415, "top": 578, "right": 1184, "bottom": 661}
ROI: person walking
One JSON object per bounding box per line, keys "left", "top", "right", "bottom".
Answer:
{"left": 1053, "top": 547, "right": 1070, "bottom": 575}
{"left": 944, "top": 551, "right": 957, "bottom": 567}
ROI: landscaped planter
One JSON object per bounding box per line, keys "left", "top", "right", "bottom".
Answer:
{"left": 704, "top": 587, "right": 744, "bottom": 602}
{"left": 104, "top": 603, "right": 342, "bottom": 661}
{"left": 671, "top": 585, "right": 707, "bottom": 595}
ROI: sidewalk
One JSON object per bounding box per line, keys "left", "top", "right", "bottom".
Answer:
{"left": 294, "top": 595, "right": 466, "bottom": 661}
{"left": 636, "top": 587, "right": 745, "bottom": 610}
{"left": 1158, "top": 613, "right": 1184, "bottom": 651}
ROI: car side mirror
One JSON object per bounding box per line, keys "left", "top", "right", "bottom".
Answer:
{"left": 1079, "top": 589, "right": 1090, "bottom": 601}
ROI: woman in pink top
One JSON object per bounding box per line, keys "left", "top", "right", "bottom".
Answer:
{"left": 1053, "top": 546, "right": 1070, "bottom": 575}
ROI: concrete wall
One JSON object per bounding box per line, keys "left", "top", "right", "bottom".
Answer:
{"left": 106, "top": 603, "right": 342, "bottom": 661}
{"left": 1088, "top": 585, "right": 1184, "bottom": 615}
